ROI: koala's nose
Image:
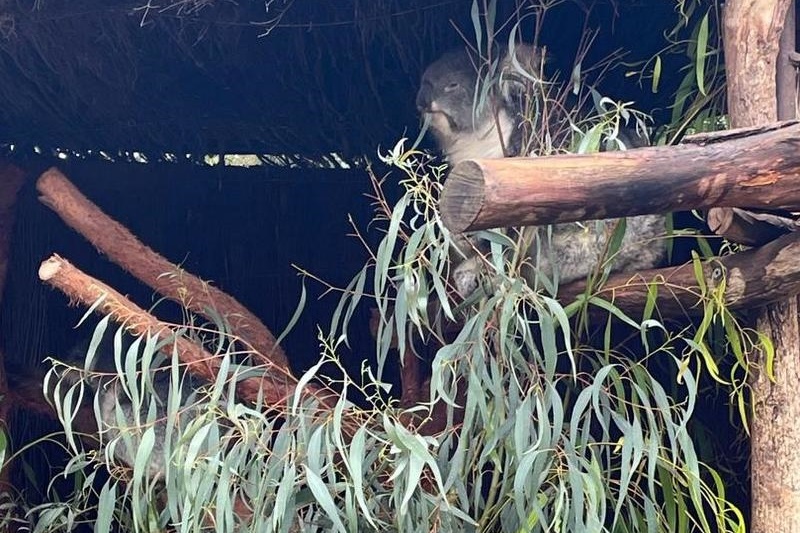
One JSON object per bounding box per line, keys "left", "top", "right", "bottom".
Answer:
{"left": 416, "top": 85, "right": 432, "bottom": 111}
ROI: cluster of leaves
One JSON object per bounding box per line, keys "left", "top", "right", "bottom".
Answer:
{"left": 1, "top": 1, "right": 762, "bottom": 532}
{"left": 630, "top": 0, "right": 727, "bottom": 143}
{"left": 329, "top": 137, "right": 744, "bottom": 532}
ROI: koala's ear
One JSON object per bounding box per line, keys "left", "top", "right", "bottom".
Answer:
{"left": 498, "top": 43, "right": 547, "bottom": 101}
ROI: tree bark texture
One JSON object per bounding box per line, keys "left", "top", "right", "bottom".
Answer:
{"left": 37, "top": 254, "right": 339, "bottom": 412}
{"left": 36, "top": 167, "right": 288, "bottom": 369}
{"left": 558, "top": 230, "right": 800, "bottom": 317}
{"left": 439, "top": 122, "right": 800, "bottom": 233}
{"left": 777, "top": 1, "right": 797, "bottom": 120}
{"left": 725, "top": 0, "right": 793, "bottom": 127}
{"left": 723, "top": 1, "right": 800, "bottom": 531}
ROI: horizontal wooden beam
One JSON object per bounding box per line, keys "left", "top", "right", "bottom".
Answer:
{"left": 440, "top": 121, "right": 800, "bottom": 234}
{"left": 558, "top": 230, "right": 800, "bottom": 317}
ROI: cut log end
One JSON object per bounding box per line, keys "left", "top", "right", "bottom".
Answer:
{"left": 707, "top": 207, "right": 790, "bottom": 246}
{"left": 38, "top": 257, "right": 62, "bottom": 281}
{"left": 439, "top": 160, "right": 486, "bottom": 234}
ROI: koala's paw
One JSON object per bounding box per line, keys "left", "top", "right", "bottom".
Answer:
{"left": 452, "top": 256, "right": 481, "bottom": 298}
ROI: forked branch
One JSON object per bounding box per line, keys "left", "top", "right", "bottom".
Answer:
{"left": 36, "top": 168, "right": 288, "bottom": 368}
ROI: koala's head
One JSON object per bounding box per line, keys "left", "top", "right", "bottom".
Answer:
{"left": 417, "top": 45, "right": 545, "bottom": 157}
{"left": 416, "top": 48, "right": 488, "bottom": 140}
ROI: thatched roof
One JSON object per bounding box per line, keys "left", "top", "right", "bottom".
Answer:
{"left": 0, "top": 0, "right": 679, "bottom": 161}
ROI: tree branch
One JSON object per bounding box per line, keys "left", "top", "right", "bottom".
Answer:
{"left": 36, "top": 167, "right": 289, "bottom": 369}
{"left": 558, "top": 230, "right": 800, "bottom": 317}
{"left": 37, "top": 254, "right": 339, "bottom": 411}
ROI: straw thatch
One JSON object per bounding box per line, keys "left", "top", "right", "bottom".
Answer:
{"left": 0, "top": 0, "right": 677, "bottom": 160}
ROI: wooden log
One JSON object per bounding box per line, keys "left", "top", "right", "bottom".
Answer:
{"left": 725, "top": 0, "right": 800, "bottom": 531}
{"left": 37, "top": 254, "right": 339, "bottom": 411}
{"left": 558, "top": 230, "right": 800, "bottom": 317}
{"left": 440, "top": 121, "right": 800, "bottom": 234}
{"left": 706, "top": 206, "right": 796, "bottom": 246}
{"left": 36, "top": 168, "right": 288, "bottom": 369}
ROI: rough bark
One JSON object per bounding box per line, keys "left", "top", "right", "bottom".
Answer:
{"left": 751, "top": 300, "right": 800, "bottom": 531}
{"left": 722, "top": 1, "right": 800, "bottom": 531}
{"left": 557, "top": 230, "right": 800, "bottom": 317}
{"left": 37, "top": 254, "right": 339, "bottom": 412}
{"left": 725, "top": 0, "right": 792, "bottom": 126}
{"left": 777, "top": 1, "right": 797, "bottom": 120}
{"left": 439, "top": 122, "right": 800, "bottom": 234}
{"left": 36, "top": 168, "right": 288, "bottom": 369}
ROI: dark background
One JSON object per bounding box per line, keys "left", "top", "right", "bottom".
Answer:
{"left": 0, "top": 0, "right": 684, "bottom": 158}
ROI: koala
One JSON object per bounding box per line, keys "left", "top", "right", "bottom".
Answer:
{"left": 49, "top": 331, "right": 207, "bottom": 480}
{"left": 416, "top": 44, "right": 666, "bottom": 296}
{"left": 416, "top": 45, "right": 540, "bottom": 163}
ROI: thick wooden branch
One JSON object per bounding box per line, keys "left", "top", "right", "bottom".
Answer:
{"left": 36, "top": 168, "right": 288, "bottom": 369}
{"left": 440, "top": 121, "right": 800, "bottom": 234}
{"left": 724, "top": 1, "right": 800, "bottom": 531}
{"left": 558, "top": 230, "right": 800, "bottom": 317}
{"left": 37, "top": 254, "right": 339, "bottom": 411}
{"left": 724, "top": 1, "right": 791, "bottom": 127}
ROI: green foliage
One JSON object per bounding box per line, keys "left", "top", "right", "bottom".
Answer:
{"left": 4, "top": 1, "right": 758, "bottom": 532}
{"left": 629, "top": 0, "right": 728, "bottom": 143}
{"left": 334, "top": 140, "right": 745, "bottom": 532}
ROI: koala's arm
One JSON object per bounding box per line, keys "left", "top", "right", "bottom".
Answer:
{"left": 452, "top": 214, "right": 666, "bottom": 297}
{"left": 532, "top": 214, "right": 667, "bottom": 285}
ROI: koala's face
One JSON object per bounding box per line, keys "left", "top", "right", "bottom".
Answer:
{"left": 416, "top": 49, "right": 487, "bottom": 138}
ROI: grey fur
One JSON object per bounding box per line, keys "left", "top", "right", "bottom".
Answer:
{"left": 416, "top": 46, "right": 540, "bottom": 162}
{"left": 417, "top": 45, "right": 666, "bottom": 295}
{"left": 54, "top": 332, "right": 203, "bottom": 480}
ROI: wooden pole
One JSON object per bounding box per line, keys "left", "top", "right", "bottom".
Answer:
{"left": 722, "top": 1, "right": 800, "bottom": 531}
{"left": 777, "top": 0, "right": 797, "bottom": 120}
{"left": 439, "top": 122, "right": 800, "bottom": 234}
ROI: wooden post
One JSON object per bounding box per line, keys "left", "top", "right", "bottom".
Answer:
{"left": 777, "top": 1, "right": 797, "bottom": 121}
{"left": 438, "top": 122, "right": 800, "bottom": 234}
{"left": 723, "top": 1, "right": 800, "bottom": 531}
